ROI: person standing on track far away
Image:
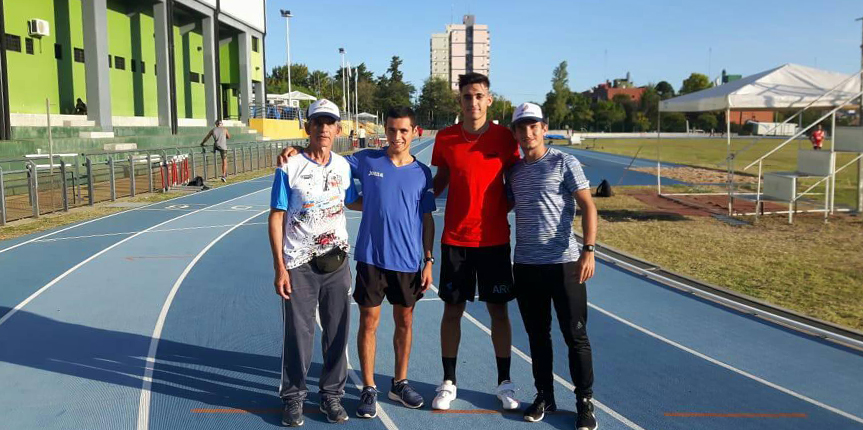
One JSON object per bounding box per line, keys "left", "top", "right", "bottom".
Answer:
{"left": 267, "top": 98, "right": 361, "bottom": 427}
{"left": 430, "top": 72, "right": 521, "bottom": 411}
{"left": 506, "top": 102, "right": 598, "bottom": 430}
{"left": 810, "top": 124, "right": 825, "bottom": 150}
{"left": 200, "top": 119, "right": 231, "bottom": 182}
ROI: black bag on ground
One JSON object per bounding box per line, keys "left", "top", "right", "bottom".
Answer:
{"left": 311, "top": 247, "right": 347, "bottom": 273}
{"left": 188, "top": 176, "right": 204, "bottom": 187}
{"left": 596, "top": 179, "right": 614, "bottom": 197}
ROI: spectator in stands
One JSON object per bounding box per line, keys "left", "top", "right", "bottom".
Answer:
{"left": 200, "top": 120, "right": 231, "bottom": 182}
{"left": 75, "top": 98, "right": 87, "bottom": 115}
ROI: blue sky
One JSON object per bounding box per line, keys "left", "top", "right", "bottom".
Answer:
{"left": 264, "top": 0, "right": 862, "bottom": 105}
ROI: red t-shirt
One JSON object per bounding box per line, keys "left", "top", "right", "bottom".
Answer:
{"left": 431, "top": 123, "right": 520, "bottom": 247}
{"left": 811, "top": 130, "right": 824, "bottom": 145}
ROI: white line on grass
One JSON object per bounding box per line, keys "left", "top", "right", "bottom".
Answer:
{"left": 426, "top": 284, "right": 646, "bottom": 430}
{"left": 136, "top": 209, "right": 268, "bottom": 430}
{"left": 0, "top": 176, "right": 270, "bottom": 255}
{"left": 315, "top": 311, "right": 400, "bottom": 430}
{"left": 0, "top": 188, "right": 269, "bottom": 329}
{"left": 588, "top": 303, "right": 863, "bottom": 426}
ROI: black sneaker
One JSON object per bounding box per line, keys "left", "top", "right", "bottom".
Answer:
{"left": 320, "top": 396, "right": 349, "bottom": 423}
{"left": 523, "top": 392, "right": 556, "bottom": 422}
{"left": 356, "top": 386, "right": 378, "bottom": 418}
{"left": 281, "top": 397, "right": 304, "bottom": 427}
{"left": 576, "top": 397, "right": 598, "bottom": 430}
{"left": 388, "top": 379, "right": 424, "bottom": 408}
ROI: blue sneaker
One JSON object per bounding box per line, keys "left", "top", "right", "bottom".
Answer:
{"left": 388, "top": 379, "right": 424, "bottom": 409}
{"left": 356, "top": 386, "right": 378, "bottom": 418}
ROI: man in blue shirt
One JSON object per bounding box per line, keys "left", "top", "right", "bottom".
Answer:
{"left": 505, "top": 103, "right": 598, "bottom": 430}
{"left": 349, "top": 107, "right": 435, "bottom": 418}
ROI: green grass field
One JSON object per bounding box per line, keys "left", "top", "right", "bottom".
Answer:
{"left": 575, "top": 137, "right": 861, "bottom": 207}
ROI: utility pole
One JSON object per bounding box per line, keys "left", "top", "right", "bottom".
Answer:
{"left": 856, "top": 17, "right": 863, "bottom": 213}
{"left": 339, "top": 48, "right": 346, "bottom": 112}
{"left": 280, "top": 10, "right": 293, "bottom": 107}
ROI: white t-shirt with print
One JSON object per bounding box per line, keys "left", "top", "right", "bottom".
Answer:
{"left": 270, "top": 151, "right": 358, "bottom": 269}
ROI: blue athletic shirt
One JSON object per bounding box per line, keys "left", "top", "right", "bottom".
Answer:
{"left": 506, "top": 148, "right": 590, "bottom": 265}
{"left": 346, "top": 149, "right": 436, "bottom": 273}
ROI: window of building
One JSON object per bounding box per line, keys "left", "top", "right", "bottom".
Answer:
{"left": 252, "top": 37, "right": 259, "bottom": 52}
{"left": 190, "top": 72, "right": 200, "bottom": 83}
{"left": 74, "top": 48, "right": 84, "bottom": 63}
{"left": 131, "top": 59, "right": 136, "bottom": 72}
{"left": 55, "top": 43, "right": 62, "bottom": 59}
{"left": 5, "top": 34, "right": 21, "bottom": 52}
{"left": 115, "top": 56, "right": 125, "bottom": 70}
{"left": 201, "top": 74, "right": 204, "bottom": 83}
{"left": 25, "top": 38, "right": 34, "bottom": 55}
{"left": 141, "top": 61, "right": 145, "bottom": 74}
{"left": 108, "top": 54, "right": 112, "bottom": 68}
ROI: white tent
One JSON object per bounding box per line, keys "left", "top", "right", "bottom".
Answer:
{"left": 266, "top": 91, "right": 317, "bottom": 105}
{"left": 656, "top": 63, "right": 862, "bottom": 216}
{"left": 357, "top": 112, "right": 377, "bottom": 122}
{"left": 660, "top": 63, "right": 860, "bottom": 113}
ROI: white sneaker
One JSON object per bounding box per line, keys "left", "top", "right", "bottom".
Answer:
{"left": 432, "top": 380, "right": 457, "bottom": 410}
{"left": 496, "top": 380, "right": 519, "bottom": 410}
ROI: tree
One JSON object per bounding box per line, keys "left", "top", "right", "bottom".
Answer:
{"left": 375, "top": 56, "right": 415, "bottom": 114}
{"left": 660, "top": 112, "right": 687, "bottom": 132}
{"left": 543, "top": 61, "right": 573, "bottom": 128}
{"left": 488, "top": 93, "right": 514, "bottom": 126}
{"left": 639, "top": 85, "right": 660, "bottom": 130}
{"left": 695, "top": 113, "right": 718, "bottom": 132}
{"left": 655, "top": 81, "right": 675, "bottom": 99}
{"left": 569, "top": 93, "right": 593, "bottom": 131}
{"left": 680, "top": 73, "right": 712, "bottom": 95}
{"left": 416, "top": 77, "right": 459, "bottom": 128}
{"left": 612, "top": 93, "right": 637, "bottom": 132}
{"left": 593, "top": 100, "right": 625, "bottom": 131}
{"left": 633, "top": 112, "right": 651, "bottom": 132}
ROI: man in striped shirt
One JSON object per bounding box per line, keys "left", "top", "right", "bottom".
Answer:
{"left": 505, "top": 103, "right": 598, "bottom": 430}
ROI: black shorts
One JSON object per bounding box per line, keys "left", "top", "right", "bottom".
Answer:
{"left": 353, "top": 261, "right": 424, "bottom": 307}
{"left": 214, "top": 147, "right": 227, "bottom": 159}
{"left": 438, "top": 243, "right": 514, "bottom": 304}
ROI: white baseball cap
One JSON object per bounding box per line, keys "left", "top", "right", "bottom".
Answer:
{"left": 511, "top": 102, "right": 545, "bottom": 125}
{"left": 307, "top": 98, "right": 340, "bottom": 120}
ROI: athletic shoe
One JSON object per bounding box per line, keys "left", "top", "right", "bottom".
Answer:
{"left": 576, "top": 397, "right": 598, "bottom": 430}
{"left": 523, "top": 392, "right": 556, "bottom": 423}
{"left": 496, "top": 380, "right": 519, "bottom": 410}
{"left": 220, "top": 176, "right": 227, "bottom": 182}
{"left": 319, "top": 397, "right": 349, "bottom": 423}
{"left": 356, "top": 386, "right": 378, "bottom": 418}
{"left": 281, "top": 397, "right": 304, "bottom": 427}
{"left": 388, "top": 379, "right": 424, "bottom": 408}
{"left": 431, "top": 380, "right": 457, "bottom": 410}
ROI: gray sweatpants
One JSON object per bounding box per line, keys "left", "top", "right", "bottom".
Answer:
{"left": 279, "top": 260, "right": 351, "bottom": 401}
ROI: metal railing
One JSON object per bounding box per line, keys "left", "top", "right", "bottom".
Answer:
{"left": 250, "top": 104, "right": 303, "bottom": 121}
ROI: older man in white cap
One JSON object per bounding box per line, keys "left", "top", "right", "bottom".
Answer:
{"left": 505, "top": 103, "right": 598, "bottom": 430}
{"left": 268, "top": 98, "right": 360, "bottom": 426}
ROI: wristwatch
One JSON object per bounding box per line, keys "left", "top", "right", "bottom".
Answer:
{"left": 424, "top": 256, "right": 436, "bottom": 264}
{"left": 581, "top": 244, "right": 596, "bottom": 253}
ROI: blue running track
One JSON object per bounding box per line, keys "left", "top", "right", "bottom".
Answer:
{"left": 1, "top": 139, "right": 861, "bottom": 430}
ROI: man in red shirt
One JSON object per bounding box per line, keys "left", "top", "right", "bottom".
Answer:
{"left": 810, "top": 124, "right": 825, "bottom": 150}
{"left": 430, "top": 73, "right": 521, "bottom": 411}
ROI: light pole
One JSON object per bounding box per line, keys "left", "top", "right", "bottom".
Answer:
{"left": 280, "top": 9, "right": 293, "bottom": 109}
{"left": 339, "top": 48, "right": 347, "bottom": 112}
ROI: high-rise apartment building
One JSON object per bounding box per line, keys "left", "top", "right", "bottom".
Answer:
{"left": 430, "top": 15, "right": 490, "bottom": 90}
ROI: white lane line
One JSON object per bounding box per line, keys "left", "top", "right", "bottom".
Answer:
{"left": 0, "top": 188, "right": 270, "bottom": 329}
{"left": 413, "top": 141, "right": 434, "bottom": 159}
{"left": 0, "top": 176, "right": 267, "bottom": 255}
{"left": 588, "top": 303, "right": 863, "bottom": 425}
{"left": 314, "top": 311, "right": 400, "bottom": 430}
{"left": 136, "top": 209, "right": 268, "bottom": 430}
{"left": 350, "top": 298, "right": 439, "bottom": 306}
{"left": 427, "top": 284, "right": 645, "bottom": 430}
{"left": 31, "top": 222, "right": 270, "bottom": 243}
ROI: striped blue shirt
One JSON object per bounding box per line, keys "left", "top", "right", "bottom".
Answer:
{"left": 506, "top": 148, "right": 590, "bottom": 264}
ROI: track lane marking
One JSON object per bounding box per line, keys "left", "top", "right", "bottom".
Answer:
{"left": 136, "top": 209, "right": 269, "bottom": 430}
{"left": 0, "top": 188, "right": 269, "bottom": 329}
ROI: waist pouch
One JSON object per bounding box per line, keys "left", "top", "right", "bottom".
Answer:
{"left": 311, "top": 247, "right": 347, "bottom": 273}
